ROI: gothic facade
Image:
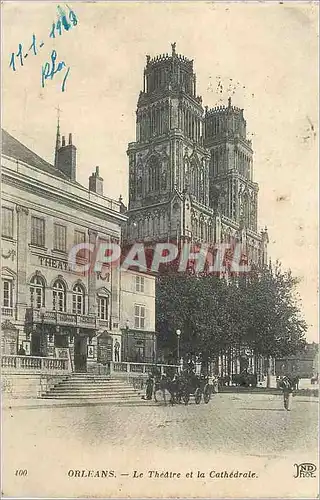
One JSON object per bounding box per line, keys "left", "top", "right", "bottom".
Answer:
{"left": 123, "top": 44, "right": 268, "bottom": 266}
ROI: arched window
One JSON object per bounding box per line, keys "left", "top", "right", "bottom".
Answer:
{"left": 190, "top": 166, "right": 196, "bottom": 195}
{"left": 30, "top": 275, "right": 45, "bottom": 309}
{"left": 207, "top": 222, "right": 212, "bottom": 243}
{"left": 243, "top": 193, "right": 250, "bottom": 227}
{"left": 52, "top": 280, "right": 66, "bottom": 312}
{"left": 72, "top": 283, "right": 85, "bottom": 315}
{"left": 148, "top": 157, "right": 160, "bottom": 192}
{"left": 193, "top": 218, "right": 198, "bottom": 239}
{"left": 199, "top": 219, "right": 204, "bottom": 240}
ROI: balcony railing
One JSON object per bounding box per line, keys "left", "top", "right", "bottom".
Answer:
{"left": 28, "top": 309, "right": 98, "bottom": 329}
{"left": 2, "top": 307, "right": 13, "bottom": 316}
{"left": 1, "top": 354, "right": 70, "bottom": 373}
{"left": 110, "top": 361, "right": 180, "bottom": 377}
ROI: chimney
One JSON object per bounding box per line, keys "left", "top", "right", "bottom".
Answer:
{"left": 89, "top": 166, "right": 104, "bottom": 195}
{"left": 56, "top": 132, "right": 77, "bottom": 181}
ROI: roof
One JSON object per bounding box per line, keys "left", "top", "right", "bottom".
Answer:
{"left": 1, "top": 129, "right": 69, "bottom": 180}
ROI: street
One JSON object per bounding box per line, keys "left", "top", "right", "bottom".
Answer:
{"left": 2, "top": 393, "right": 318, "bottom": 498}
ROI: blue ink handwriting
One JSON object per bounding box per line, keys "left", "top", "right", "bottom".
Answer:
{"left": 9, "top": 34, "right": 43, "bottom": 71}
{"left": 49, "top": 4, "right": 78, "bottom": 38}
{"left": 9, "top": 4, "right": 77, "bottom": 92}
{"left": 41, "top": 50, "right": 70, "bottom": 92}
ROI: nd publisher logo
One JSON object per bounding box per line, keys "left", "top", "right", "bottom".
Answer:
{"left": 293, "top": 463, "right": 317, "bottom": 478}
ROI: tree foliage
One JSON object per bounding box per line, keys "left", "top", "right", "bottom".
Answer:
{"left": 156, "top": 262, "right": 307, "bottom": 361}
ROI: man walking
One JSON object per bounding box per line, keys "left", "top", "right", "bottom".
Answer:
{"left": 279, "top": 375, "right": 294, "bottom": 411}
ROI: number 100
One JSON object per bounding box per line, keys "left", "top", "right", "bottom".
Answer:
{"left": 15, "top": 469, "right": 28, "bottom": 476}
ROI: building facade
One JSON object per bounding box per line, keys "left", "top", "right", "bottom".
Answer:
{"left": 275, "top": 343, "right": 319, "bottom": 379}
{"left": 123, "top": 43, "right": 269, "bottom": 266}
{"left": 1, "top": 127, "right": 156, "bottom": 372}
{"left": 120, "top": 270, "right": 156, "bottom": 363}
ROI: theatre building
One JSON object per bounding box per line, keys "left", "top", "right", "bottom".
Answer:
{"left": 1, "top": 127, "right": 157, "bottom": 373}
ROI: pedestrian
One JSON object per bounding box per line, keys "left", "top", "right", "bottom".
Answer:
{"left": 145, "top": 373, "right": 153, "bottom": 400}
{"left": 114, "top": 340, "right": 120, "bottom": 362}
{"left": 18, "top": 344, "right": 26, "bottom": 355}
{"left": 279, "top": 375, "right": 294, "bottom": 411}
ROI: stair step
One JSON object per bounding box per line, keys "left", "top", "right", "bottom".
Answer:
{"left": 50, "top": 386, "right": 137, "bottom": 391}
{"left": 48, "top": 390, "right": 137, "bottom": 395}
{"left": 43, "top": 394, "right": 140, "bottom": 399}
{"left": 50, "top": 383, "right": 137, "bottom": 389}
{"left": 56, "top": 381, "right": 132, "bottom": 386}
{"left": 42, "top": 373, "right": 141, "bottom": 401}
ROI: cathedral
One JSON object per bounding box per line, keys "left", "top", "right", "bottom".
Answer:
{"left": 123, "top": 43, "right": 268, "bottom": 266}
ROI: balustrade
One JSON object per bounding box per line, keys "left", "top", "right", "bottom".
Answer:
{"left": 110, "top": 361, "right": 179, "bottom": 377}
{"left": 28, "top": 309, "right": 97, "bottom": 328}
{"left": 130, "top": 364, "right": 145, "bottom": 373}
{"left": 1, "top": 355, "right": 70, "bottom": 373}
{"left": 58, "top": 312, "right": 77, "bottom": 324}
{"left": 20, "top": 357, "right": 42, "bottom": 370}
{"left": 2, "top": 307, "right": 13, "bottom": 316}
{"left": 79, "top": 315, "right": 96, "bottom": 325}
{"left": 113, "top": 362, "right": 128, "bottom": 372}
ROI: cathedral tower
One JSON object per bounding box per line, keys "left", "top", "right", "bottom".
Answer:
{"left": 124, "top": 45, "right": 268, "bottom": 268}
{"left": 204, "top": 98, "right": 258, "bottom": 232}
{"left": 125, "top": 43, "right": 210, "bottom": 244}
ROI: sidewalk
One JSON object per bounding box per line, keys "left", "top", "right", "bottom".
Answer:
{"left": 219, "top": 386, "right": 319, "bottom": 397}
{"left": 2, "top": 396, "right": 149, "bottom": 410}
{"left": 3, "top": 390, "right": 318, "bottom": 411}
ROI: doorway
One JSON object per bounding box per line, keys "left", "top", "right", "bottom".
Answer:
{"left": 135, "top": 341, "right": 145, "bottom": 362}
{"left": 74, "top": 336, "right": 87, "bottom": 372}
{"left": 31, "top": 333, "right": 41, "bottom": 356}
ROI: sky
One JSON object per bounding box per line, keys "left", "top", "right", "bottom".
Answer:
{"left": 2, "top": 1, "right": 319, "bottom": 342}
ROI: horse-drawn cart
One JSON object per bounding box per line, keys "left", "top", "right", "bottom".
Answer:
{"left": 153, "top": 371, "right": 212, "bottom": 405}
{"left": 179, "top": 372, "right": 211, "bottom": 405}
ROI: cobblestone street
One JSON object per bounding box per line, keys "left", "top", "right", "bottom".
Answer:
{"left": 3, "top": 393, "right": 318, "bottom": 498}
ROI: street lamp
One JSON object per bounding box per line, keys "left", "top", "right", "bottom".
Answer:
{"left": 125, "top": 320, "right": 129, "bottom": 362}
{"left": 176, "top": 329, "right": 181, "bottom": 361}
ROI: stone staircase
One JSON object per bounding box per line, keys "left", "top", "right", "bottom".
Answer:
{"left": 42, "top": 374, "right": 142, "bottom": 403}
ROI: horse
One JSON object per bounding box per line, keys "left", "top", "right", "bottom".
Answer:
{"left": 153, "top": 374, "right": 174, "bottom": 405}
{"left": 153, "top": 374, "right": 183, "bottom": 405}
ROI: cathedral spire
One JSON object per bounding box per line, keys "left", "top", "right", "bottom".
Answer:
{"left": 54, "top": 105, "right": 61, "bottom": 168}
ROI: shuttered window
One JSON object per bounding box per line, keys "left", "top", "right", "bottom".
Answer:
{"left": 134, "top": 304, "right": 145, "bottom": 329}
{"left": 31, "top": 217, "right": 45, "bottom": 246}
{"left": 2, "top": 207, "right": 13, "bottom": 238}
{"left": 54, "top": 223, "right": 66, "bottom": 252}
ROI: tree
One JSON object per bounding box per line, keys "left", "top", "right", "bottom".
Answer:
{"left": 155, "top": 262, "right": 307, "bottom": 380}
{"left": 244, "top": 263, "right": 307, "bottom": 384}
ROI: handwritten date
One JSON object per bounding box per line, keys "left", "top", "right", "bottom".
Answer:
{"left": 9, "top": 4, "right": 77, "bottom": 92}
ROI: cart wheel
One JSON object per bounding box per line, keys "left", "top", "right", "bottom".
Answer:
{"left": 194, "top": 388, "right": 201, "bottom": 404}
{"left": 183, "top": 392, "right": 190, "bottom": 405}
{"left": 203, "top": 384, "right": 211, "bottom": 404}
